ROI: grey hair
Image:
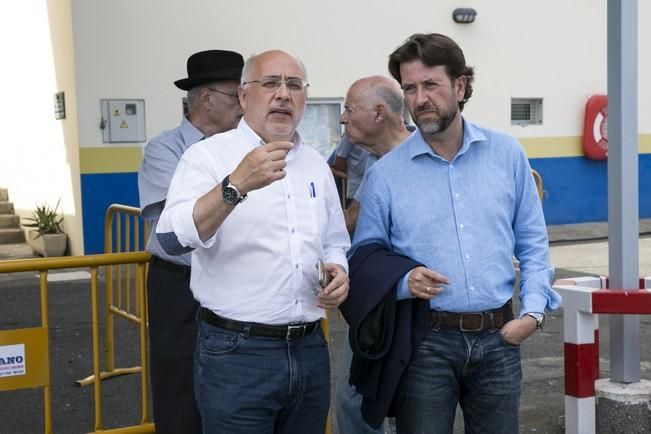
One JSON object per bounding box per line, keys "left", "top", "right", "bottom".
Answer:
{"left": 375, "top": 85, "right": 405, "bottom": 116}
{"left": 241, "top": 52, "right": 308, "bottom": 84}
{"left": 186, "top": 80, "right": 224, "bottom": 110}
{"left": 186, "top": 86, "right": 203, "bottom": 109}
{"left": 241, "top": 55, "right": 255, "bottom": 84}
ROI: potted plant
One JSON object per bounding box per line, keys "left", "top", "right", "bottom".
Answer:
{"left": 23, "top": 200, "right": 67, "bottom": 257}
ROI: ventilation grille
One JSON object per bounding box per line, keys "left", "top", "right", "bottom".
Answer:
{"left": 511, "top": 98, "right": 543, "bottom": 125}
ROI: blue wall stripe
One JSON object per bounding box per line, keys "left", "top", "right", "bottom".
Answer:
{"left": 530, "top": 154, "right": 651, "bottom": 225}
{"left": 81, "top": 172, "right": 140, "bottom": 254}
{"left": 79, "top": 156, "right": 651, "bottom": 253}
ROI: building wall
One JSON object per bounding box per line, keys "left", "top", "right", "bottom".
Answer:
{"left": 0, "top": 0, "right": 84, "bottom": 255}
{"left": 69, "top": 0, "right": 651, "bottom": 253}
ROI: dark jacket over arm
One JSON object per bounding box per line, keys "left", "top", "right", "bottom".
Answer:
{"left": 339, "top": 243, "right": 431, "bottom": 429}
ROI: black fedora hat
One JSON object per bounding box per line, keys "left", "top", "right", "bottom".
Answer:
{"left": 174, "top": 50, "right": 244, "bottom": 91}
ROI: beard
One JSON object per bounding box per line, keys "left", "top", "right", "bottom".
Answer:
{"left": 413, "top": 101, "right": 459, "bottom": 135}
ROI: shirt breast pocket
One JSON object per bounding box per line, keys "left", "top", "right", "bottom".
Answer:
{"left": 308, "top": 195, "right": 321, "bottom": 237}
{"left": 295, "top": 190, "right": 321, "bottom": 239}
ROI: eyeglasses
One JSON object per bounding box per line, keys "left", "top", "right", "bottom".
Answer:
{"left": 242, "top": 77, "right": 310, "bottom": 93}
{"left": 207, "top": 87, "right": 239, "bottom": 99}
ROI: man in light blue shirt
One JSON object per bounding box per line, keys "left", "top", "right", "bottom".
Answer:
{"left": 352, "top": 33, "right": 561, "bottom": 433}
{"left": 328, "top": 135, "right": 371, "bottom": 204}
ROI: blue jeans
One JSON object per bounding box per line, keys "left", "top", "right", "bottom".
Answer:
{"left": 335, "top": 328, "right": 385, "bottom": 434}
{"left": 394, "top": 325, "right": 521, "bottom": 434}
{"left": 194, "top": 319, "right": 330, "bottom": 434}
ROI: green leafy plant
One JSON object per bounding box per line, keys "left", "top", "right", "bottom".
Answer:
{"left": 23, "top": 200, "right": 64, "bottom": 236}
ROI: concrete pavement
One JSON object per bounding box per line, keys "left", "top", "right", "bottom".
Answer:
{"left": 551, "top": 236, "right": 651, "bottom": 277}
{"left": 548, "top": 218, "right": 651, "bottom": 277}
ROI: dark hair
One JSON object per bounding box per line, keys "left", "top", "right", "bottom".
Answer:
{"left": 388, "top": 33, "right": 475, "bottom": 111}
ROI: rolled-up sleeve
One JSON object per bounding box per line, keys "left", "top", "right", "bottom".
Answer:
{"left": 512, "top": 148, "right": 561, "bottom": 315}
{"left": 322, "top": 169, "right": 351, "bottom": 272}
{"left": 157, "top": 148, "right": 219, "bottom": 255}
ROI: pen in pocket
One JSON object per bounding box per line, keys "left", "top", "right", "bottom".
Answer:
{"left": 309, "top": 182, "right": 316, "bottom": 198}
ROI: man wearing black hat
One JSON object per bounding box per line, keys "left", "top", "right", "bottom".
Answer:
{"left": 138, "top": 49, "right": 244, "bottom": 434}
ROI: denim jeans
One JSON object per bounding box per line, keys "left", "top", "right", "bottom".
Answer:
{"left": 335, "top": 328, "right": 386, "bottom": 434}
{"left": 194, "top": 319, "right": 330, "bottom": 434}
{"left": 394, "top": 325, "right": 522, "bottom": 434}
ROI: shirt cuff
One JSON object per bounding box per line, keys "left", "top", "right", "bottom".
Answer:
{"left": 397, "top": 271, "right": 414, "bottom": 300}
{"left": 324, "top": 249, "right": 349, "bottom": 273}
{"left": 158, "top": 199, "right": 217, "bottom": 250}
{"left": 519, "top": 286, "right": 562, "bottom": 317}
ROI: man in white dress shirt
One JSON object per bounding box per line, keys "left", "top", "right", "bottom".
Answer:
{"left": 157, "top": 50, "right": 350, "bottom": 434}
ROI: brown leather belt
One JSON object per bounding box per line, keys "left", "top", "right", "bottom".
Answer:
{"left": 198, "top": 307, "right": 320, "bottom": 341}
{"left": 430, "top": 301, "right": 514, "bottom": 332}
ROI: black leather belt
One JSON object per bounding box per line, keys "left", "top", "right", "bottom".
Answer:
{"left": 198, "top": 307, "right": 320, "bottom": 341}
{"left": 150, "top": 255, "right": 191, "bottom": 276}
{"left": 431, "top": 301, "right": 514, "bottom": 332}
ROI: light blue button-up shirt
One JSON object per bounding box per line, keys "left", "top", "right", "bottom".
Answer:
{"left": 352, "top": 118, "right": 561, "bottom": 316}
{"left": 138, "top": 117, "right": 204, "bottom": 266}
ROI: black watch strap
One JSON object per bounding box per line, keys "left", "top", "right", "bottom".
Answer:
{"left": 221, "top": 175, "right": 247, "bottom": 205}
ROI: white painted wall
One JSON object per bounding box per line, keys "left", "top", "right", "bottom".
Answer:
{"left": 0, "top": 0, "right": 83, "bottom": 255}
{"left": 0, "top": 1, "right": 646, "bottom": 256}
{"left": 70, "top": 0, "right": 651, "bottom": 148}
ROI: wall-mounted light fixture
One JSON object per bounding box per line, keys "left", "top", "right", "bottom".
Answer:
{"left": 452, "top": 8, "right": 477, "bottom": 24}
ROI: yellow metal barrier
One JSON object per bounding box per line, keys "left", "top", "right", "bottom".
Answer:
{"left": 0, "top": 252, "right": 154, "bottom": 434}
{"left": 93, "top": 202, "right": 331, "bottom": 432}
{"left": 532, "top": 169, "right": 544, "bottom": 200}
{"left": 77, "top": 205, "right": 149, "bottom": 386}
{"left": 101, "top": 204, "right": 333, "bottom": 433}
{"left": 1, "top": 203, "right": 334, "bottom": 433}
{"left": 0, "top": 268, "right": 51, "bottom": 433}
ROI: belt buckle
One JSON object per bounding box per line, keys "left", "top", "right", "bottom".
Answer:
{"left": 459, "top": 313, "right": 484, "bottom": 332}
{"left": 286, "top": 324, "right": 305, "bottom": 340}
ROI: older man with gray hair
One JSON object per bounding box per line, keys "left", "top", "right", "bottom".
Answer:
{"left": 338, "top": 75, "right": 413, "bottom": 234}
{"left": 335, "top": 75, "right": 412, "bottom": 434}
{"left": 157, "top": 50, "right": 350, "bottom": 433}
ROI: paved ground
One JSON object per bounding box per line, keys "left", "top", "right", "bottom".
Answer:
{"left": 1, "top": 221, "right": 651, "bottom": 433}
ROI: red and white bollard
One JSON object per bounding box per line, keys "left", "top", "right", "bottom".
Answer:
{"left": 553, "top": 276, "right": 651, "bottom": 434}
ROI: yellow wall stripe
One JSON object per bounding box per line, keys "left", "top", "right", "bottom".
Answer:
{"left": 641, "top": 134, "right": 651, "bottom": 153}
{"left": 519, "top": 134, "right": 651, "bottom": 159}
{"left": 519, "top": 136, "right": 582, "bottom": 158}
{"left": 80, "top": 147, "right": 143, "bottom": 174}
{"left": 79, "top": 135, "right": 651, "bottom": 173}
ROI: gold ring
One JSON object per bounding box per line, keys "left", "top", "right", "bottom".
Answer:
{"left": 426, "top": 286, "right": 432, "bottom": 293}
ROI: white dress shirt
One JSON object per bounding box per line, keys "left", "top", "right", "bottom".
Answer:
{"left": 157, "top": 120, "right": 350, "bottom": 324}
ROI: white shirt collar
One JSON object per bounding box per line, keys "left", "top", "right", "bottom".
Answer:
{"left": 237, "top": 118, "right": 304, "bottom": 162}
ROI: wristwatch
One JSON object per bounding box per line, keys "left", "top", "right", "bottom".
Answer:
{"left": 221, "top": 175, "right": 247, "bottom": 206}
{"left": 525, "top": 312, "right": 546, "bottom": 330}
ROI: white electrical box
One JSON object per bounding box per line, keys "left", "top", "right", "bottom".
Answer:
{"left": 100, "top": 99, "right": 146, "bottom": 143}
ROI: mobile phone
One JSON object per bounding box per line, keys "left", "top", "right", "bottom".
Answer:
{"left": 316, "top": 259, "right": 332, "bottom": 289}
